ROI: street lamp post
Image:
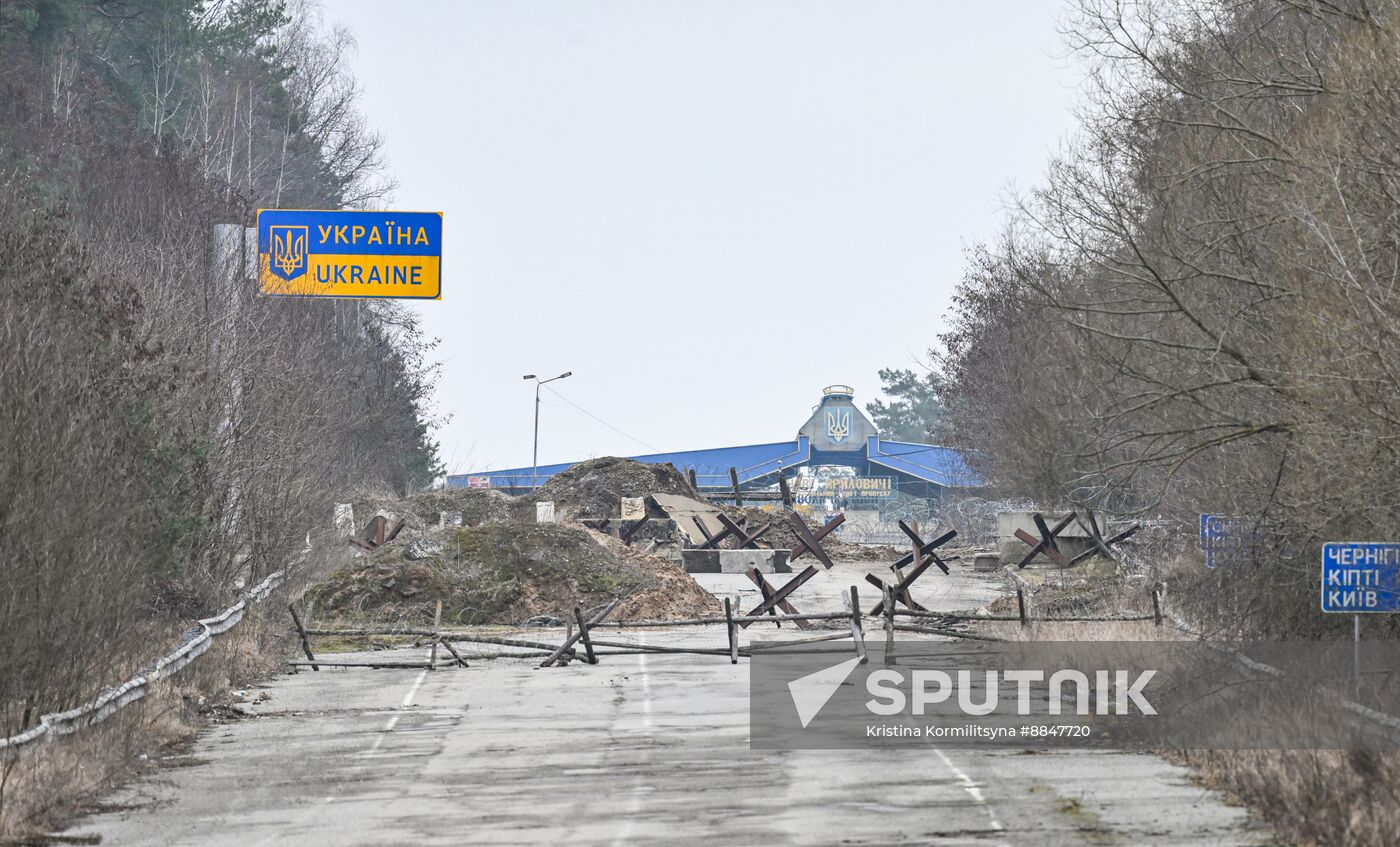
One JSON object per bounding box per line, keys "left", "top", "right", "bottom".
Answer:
{"left": 524, "top": 371, "right": 572, "bottom": 491}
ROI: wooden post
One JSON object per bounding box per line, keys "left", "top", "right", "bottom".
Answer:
{"left": 778, "top": 471, "right": 793, "bottom": 509}
{"left": 729, "top": 467, "right": 743, "bottom": 506}
{"left": 428, "top": 600, "right": 443, "bottom": 670}
{"left": 883, "top": 586, "right": 896, "bottom": 665}
{"left": 849, "top": 586, "right": 867, "bottom": 664}
{"left": 620, "top": 514, "right": 650, "bottom": 544}
{"left": 687, "top": 467, "right": 699, "bottom": 489}
{"left": 749, "top": 569, "right": 784, "bottom": 628}
{"left": 1152, "top": 583, "right": 1164, "bottom": 627}
{"left": 288, "top": 603, "right": 319, "bottom": 671}
{"left": 724, "top": 597, "right": 738, "bottom": 664}
{"left": 1017, "top": 588, "right": 1029, "bottom": 628}
{"left": 439, "top": 637, "right": 470, "bottom": 668}
{"left": 573, "top": 606, "right": 598, "bottom": 664}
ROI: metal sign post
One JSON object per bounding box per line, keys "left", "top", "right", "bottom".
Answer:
{"left": 1355, "top": 614, "right": 1361, "bottom": 700}
{"left": 1321, "top": 542, "right": 1400, "bottom": 698}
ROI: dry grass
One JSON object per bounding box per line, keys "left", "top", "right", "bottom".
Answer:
{"left": 977, "top": 564, "right": 1400, "bottom": 846}
{"left": 0, "top": 602, "right": 295, "bottom": 842}
{"left": 982, "top": 618, "right": 1182, "bottom": 642}
{"left": 1173, "top": 749, "right": 1400, "bottom": 847}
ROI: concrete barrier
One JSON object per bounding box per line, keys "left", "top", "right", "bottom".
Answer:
{"left": 682, "top": 548, "right": 792, "bottom": 574}
{"left": 996, "top": 511, "right": 1095, "bottom": 565}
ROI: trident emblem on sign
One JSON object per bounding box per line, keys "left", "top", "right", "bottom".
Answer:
{"left": 826, "top": 409, "right": 851, "bottom": 443}
{"left": 269, "top": 225, "right": 309, "bottom": 281}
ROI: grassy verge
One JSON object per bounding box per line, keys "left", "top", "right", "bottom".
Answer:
{"left": 0, "top": 602, "right": 296, "bottom": 842}
{"left": 976, "top": 561, "right": 1400, "bottom": 846}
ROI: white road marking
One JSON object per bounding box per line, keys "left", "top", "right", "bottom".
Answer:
{"left": 610, "top": 636, "right": 652, "bottom": 847}
{"left": 366, "top": 667, "right": 430, "bottom": 755}
{"left": 935, "top": 747, "right": 1009, "bottom": 840}
{"left": 250, "top": 663, "right": 433, "bottom": 847}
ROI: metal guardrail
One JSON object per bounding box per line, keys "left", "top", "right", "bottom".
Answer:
{"left": 0, "top": 568, "right": 288, "bottom": 753}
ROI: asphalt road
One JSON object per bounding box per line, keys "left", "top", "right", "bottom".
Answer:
{"left": 71, "top": 562, "right": 1265, "bottom": 845}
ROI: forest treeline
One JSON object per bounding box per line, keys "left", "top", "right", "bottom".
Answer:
{"left": 931, "top": 0, "right": 1400, "bottom": 637}
{"left": 0, "top": 0, "right": 440, "bottom": 785}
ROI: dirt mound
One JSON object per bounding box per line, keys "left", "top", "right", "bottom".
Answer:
{"left": 306, "top": 523, "right": 714, "bottom": 626}
{"left": 726, "top": 505, "right": 808, "bottom": 549}
{"left": 590, "top": 530, "right": 721, "bottom": 619}
{"left": 532, "top": 456, "right": 703, "bottom": 520}
{"left": 824, "top": 540, "right": 906, "bottom": 562}
{"left": 353, "top": 487, "right": 523, "bottom": 532}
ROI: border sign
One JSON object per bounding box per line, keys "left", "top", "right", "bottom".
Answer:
{"left": 257, "top": 209, "right": 442, "bottom": 299}
{"left": 1321, "top": 543, "right": 1400, "bottom": 613}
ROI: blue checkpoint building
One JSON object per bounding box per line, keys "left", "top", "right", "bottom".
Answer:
{"left": 447, "top": 386, "right": 982, "bottom": 502}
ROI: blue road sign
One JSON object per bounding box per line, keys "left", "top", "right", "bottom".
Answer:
{"left": 1199, "top": 514, "right": 1250, "bottom": 569}
{"left": 1321, "top": 543, "right": 1400, "bottom": 613}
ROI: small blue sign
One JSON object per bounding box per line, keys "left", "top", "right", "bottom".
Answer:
{"left": 1321, "top": 543, "right": 1400, "bottom": 614}
{"left": 1199, "top": 514, "right": 1250, "bottom": 569}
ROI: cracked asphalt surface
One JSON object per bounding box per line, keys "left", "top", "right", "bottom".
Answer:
{"left": 71, "top": 562, "right": 1266, "bottom": 845}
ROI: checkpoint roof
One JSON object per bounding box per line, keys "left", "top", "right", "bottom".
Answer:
{"left": 448, "top": 386, "right": 982, "bottom": 491}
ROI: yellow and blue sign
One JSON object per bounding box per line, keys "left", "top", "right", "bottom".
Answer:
{"left": 257, "top": 209, "right": 442, "bottom": 299}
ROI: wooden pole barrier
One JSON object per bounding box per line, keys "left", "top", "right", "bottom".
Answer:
{"left": 439, "top": 637, "right": 470, "bottom": 668}
{"left": 288, "top": 659, "right": 461, "bottom": 669}
{"left": 543, "top": 598, "right": 622, "bottom": 667}
{"left": 724, "top": 597, "right": 738, "bottom": 664}
{"left": 890, "top": 609, "right": 1154, "bottom": 624}
{"left": 1152, "top": 583, "right": 1164, "bottom": 627}
{"left": 573, "top": 606, "right": 598, "bottom": 664}
{"left": 428, "top": 600, "right": 442, "bottom": 670}
{"left": 288, "top": 603, "right": 319, "bottom": 671}
{"left": 1017, "top": 588, "right": 1029, "bottom": 628}
{"left": 587, "top": 639, "right": 739, "bottom": 656}
{"left": 745, "top": 632, "right": 855, "bottom": 652}
{"left": 444, "top": 633, "right": 576, "bottom": 655}
{"left": 849, "top": 585, "right": 867, "bottom": 664}
{"left": 729, "top": 467, "right": 743, "bottom": 506}
{"left": 883, "top": 585, "right": 896, "bottom": 665}
{"left": 892, "top": 624, "right": 1006, "bottom": 643}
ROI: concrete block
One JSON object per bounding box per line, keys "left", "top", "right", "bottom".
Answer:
{"left": 535, "top": 501, "right": 555, "bottom": 523}
{"left": 621, "top": 497, "right": 646, "bottom": 520}
{"left": 973, "top": 553, "right": 1002, "bottom": 572}
{"left": 682, "top": 548, "right": 792, "bottom": 574}
{"left": 997, "top": 511, "right": 1091, "bottom": 541}
{"left": 997, "top": 511, "right": 1095, "bottom": 566}
{"left": 334, "top": 503, "right": 355, "bottom": 535}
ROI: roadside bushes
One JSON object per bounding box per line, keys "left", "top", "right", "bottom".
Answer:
{"left": 934, "top": 0, "right": 1400, "bottom": 639}
{"left": 0, "top": 1, "right": 439, "bottom": 834}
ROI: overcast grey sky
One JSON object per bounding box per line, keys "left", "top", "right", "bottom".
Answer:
{"left": 330, "top": 0, "right": 1083, "bottom": 476}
